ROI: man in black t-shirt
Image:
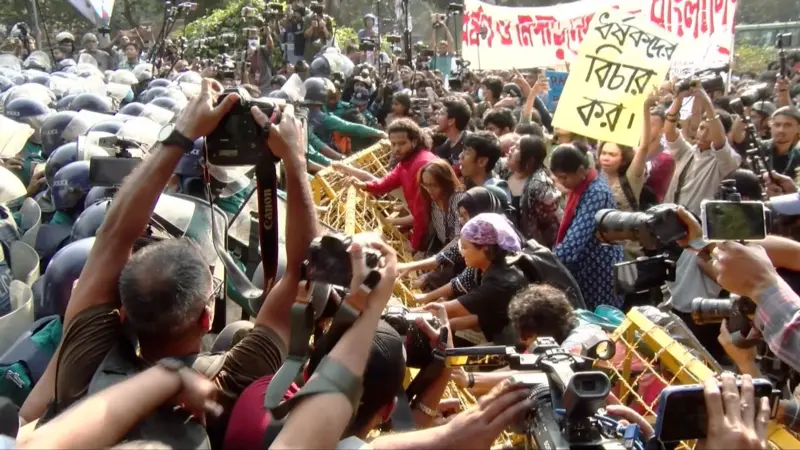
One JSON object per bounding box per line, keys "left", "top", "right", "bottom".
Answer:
{"left": 435, "top": 97, "right": 471, "bottom": 173}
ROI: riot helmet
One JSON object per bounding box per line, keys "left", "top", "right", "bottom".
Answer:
{"left": 147, "top": 78, "right": 171, "bottom": 90}
{"left": 40, "top": 110, "right": 77, "bottom": 156}
{"left": 303, "top": 77, "right": 333, "bottom": 106}
{"left": 87, "top": 120, "right": 124, "bottom": 135}
{"left": 309, "top": 56, "right": 331, "bottom": 78}
{"left": 55, "top": 94, "right": 77, "bottom": 111}
{"left": 4, "top": 98, "right": 52, "bottom": 144}
{"left": 71, "top": 200, "right": 110, "bottom": 241}
{"left": 69, "top": 92, "right": 113, "bottom": 114}
{"left": 149, "top": 96, "right": 181, "bottom": 114}
{"left": 40, "top": 237, "right": 95, "bottom": 318}
{"left": 84, "top": 186, "right": 116, "bottom": 208}
{"left": 51, "top": 160, "right": 91, "bottom": 211}
{"left": 119, "top": 101, "right": 145, "bottom": 116}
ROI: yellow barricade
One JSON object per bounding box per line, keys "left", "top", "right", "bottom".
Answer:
{"left": 607, "top": 309, "right": 799, "bottom": 449}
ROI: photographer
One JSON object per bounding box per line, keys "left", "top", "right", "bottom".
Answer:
{"left": 79, "top": 33, "right": 115, "bottom": 71}
{"left": 429, "top": 15, "right": 455, "bottom": 80}
{"left": 663, "top": 86, "right": 740, "bottom": 216}
{"left": 249, "top": 26, "right": 275, "bottom": 95}
{"left": 733, "top": 106, "right": 800, "bottom": 179}
{"left": 20, "top": 80, "right": 319, "bottom": 450}
{"left": 284, "top": 5, "right": 307, "bottom": 65}
{"left": 303, "top": 3, "right": 332, "bottom": 63}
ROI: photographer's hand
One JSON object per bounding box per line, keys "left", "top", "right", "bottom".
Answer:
{"left": 251, "top": 103, "right": 304, "bottom": 168}
{"left": 675, "top": 206, "right": 704, "bottom": 248}
{"left": 697, "top": 373, "right": 770, "bottom": 450}
{"left": 174, "top": 78, "right": 239, "bottom": 141}
{"left": 718, "top": 320, "right": 761, "bottom": 377}
{"left": 711, "top": 241, "right": 778, "bottom": 300}
{"left": 763, "top": 170, "right": 797, "bottom": 197}
{"left": 418, "top": 302, "right": 453, "bottom": 349}
{"left": 605, "top": 405, "right": 655, "bottom": 440}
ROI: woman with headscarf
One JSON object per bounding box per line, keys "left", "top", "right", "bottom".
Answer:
{"left": 431, "top": 213, "right": 528, "bottom": 344}
{"left": 550, "top": 144, "right": 623, "bottom": 311}
{"left": 398, "top": 186, "right": 508, "bottom": 296}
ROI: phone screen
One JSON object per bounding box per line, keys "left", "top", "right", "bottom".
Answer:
{"left": 701, "top": 200, "right": 766, "bottom": 241}
{"left": 89, "top": 157, "right": 142, "bottom": 187}
{"left": 655, "top": 381, "right": 775, "bottom": 442}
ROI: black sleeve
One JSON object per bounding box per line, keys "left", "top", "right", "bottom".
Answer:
{"left": 533, "top": 96, "right": 553, "bottom": 133}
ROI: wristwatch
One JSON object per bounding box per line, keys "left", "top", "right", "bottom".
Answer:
{"left": 158, "top": 123, "right": 195, "bottom": 153}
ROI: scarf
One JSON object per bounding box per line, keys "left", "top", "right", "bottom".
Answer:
{"left": 555, "top": 168, "right": 597, "bottom": 245}
{"left": 461, "top": 213, "right": 521, "bottom": 253}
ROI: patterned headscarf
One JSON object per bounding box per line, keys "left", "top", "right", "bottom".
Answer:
{"left": 461, "top": 213, "right": 521, "bottom": 253}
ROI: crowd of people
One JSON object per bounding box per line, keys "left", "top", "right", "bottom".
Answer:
{"left": 1, "top": 7, "right": 800, "bottom": 450}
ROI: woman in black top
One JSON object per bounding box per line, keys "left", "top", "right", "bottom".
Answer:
{"left": 433, "top": 212, "right": 528, "bottom": 344}
{"left": 399, "top": 186, "right": 508, "bottom": 299}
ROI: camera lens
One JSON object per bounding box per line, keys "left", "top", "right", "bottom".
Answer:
{"left": 594, "top": 209, "right": 649, "bottom": 244}
{"left": 690, "top": 298, "right": 734, "bottom": 325}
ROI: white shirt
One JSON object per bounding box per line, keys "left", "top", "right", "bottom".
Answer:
{"left": 663, "top": 134, "right": 741, "bottom": 216}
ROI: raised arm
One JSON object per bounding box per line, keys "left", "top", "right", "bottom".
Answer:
{"left": 250, "top": 104, "right": 319, "bottom": 343}
{"left": 629, "top": 91, "right": 657, "bottom": 179}
{"left": 20, "top": 80, "right": 239, "bottom": 422}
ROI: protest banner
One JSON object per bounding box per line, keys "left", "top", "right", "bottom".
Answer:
{"left": 460, "top": 0, "right": 735, "bottom": 75}
{"left": 545, "top": 70, "right": 568, "bottom": 111}
{"left": 551, "top": 10, "right": 678, "bottom": 148}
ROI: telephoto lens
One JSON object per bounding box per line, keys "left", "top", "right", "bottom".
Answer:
{"left": 595, "top": 209, "right": 650, "bottom": 244}
{"left": 690, "top": 297, "right": 735, "bottom": 325}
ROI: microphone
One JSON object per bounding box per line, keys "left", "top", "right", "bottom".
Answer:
{"left": 0, "top": 397, "right": 20, "bottom": 438}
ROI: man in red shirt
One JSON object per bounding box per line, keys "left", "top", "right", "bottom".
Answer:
{"left": 348, "top": 119, "right": 437, "bottom": 251}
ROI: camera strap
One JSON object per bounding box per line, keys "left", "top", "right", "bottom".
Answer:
{"left": 405, "top": 328, "right": 448, "bottom": 412}
{"left": 673, "top": 154, "right": 694, "bottom": 206}
{"left": 618, "top": 175, "right": 639, "bottom": 211}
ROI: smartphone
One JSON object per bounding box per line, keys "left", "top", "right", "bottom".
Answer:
{"left": 89, "top": 156, "right": 142, "bottom": 187}
{"left": 700, "top": 200, "right": 767, "bottom": 242}
{"left": 654, "top": 379, "right": 778, "bottom": 442}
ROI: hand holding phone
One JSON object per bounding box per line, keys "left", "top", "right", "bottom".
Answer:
{"left": 700, "top": 200, "right": 767, "bottom": 242}
{"left": 654, "top": 374, "right": 775, "bottom": 444}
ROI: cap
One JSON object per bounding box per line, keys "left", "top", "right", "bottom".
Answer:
{"left": 769, "top": 192, "right": 800, "bottom": 215}
{"left": 351, "top": 88, "right": 370, "bottom": 106}
{"left": 752, "top": 100, "right": 776, "bottom": 116}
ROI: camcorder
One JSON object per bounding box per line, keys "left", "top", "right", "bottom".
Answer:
{"left": 382, "top": 305, "right": 441, "bottom": 368}
{"left": 309, "top": 2, "right": 324, "bottom": 16}
{"left": 447, "top": 2, "right": 464, "bottom": 13}
{"left": 305, "top": 233, "right": 381, "bottom": 287}
{"left": 444, "top": 338, "right": 625, "bottom": 450}
{"left": 206, "top": 87, "right": 303, "bottom": 166}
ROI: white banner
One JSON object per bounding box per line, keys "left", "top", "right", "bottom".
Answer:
{"left": 461, "top": 0, "right": 736, "bottom": 75}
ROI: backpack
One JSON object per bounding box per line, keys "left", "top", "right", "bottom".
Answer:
{"left": 509, "top": 239, "right": 586, "bottom": 310}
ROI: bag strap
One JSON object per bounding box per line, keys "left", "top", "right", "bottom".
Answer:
{"left": 619, "top": 175, "right": 639, "bottom": 211}
{"left": 673, "top": 154, "right": 694, "bottom": 206}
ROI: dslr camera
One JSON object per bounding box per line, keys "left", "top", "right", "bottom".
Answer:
{"left": 675, "top": 73, "right": 725, "bottom": 94}
{"left": 359, "top": 38, "right": 376, "bottom": 52}
{"left": 309, "top": 2, "right": 324, "bottom": 15}
{"left": 738, "top": 83, "right": 771, "bottom": 108}
{"left": 382, "top": 305, "right": 441, "bottom": 368}
{"left": 385, "top": 34, "right": 401, "bottom": 44}
{"left": 306, "top": 233, "right": 381, "bottom": 287}
{"left": 595, "top": 204, "right": 687, "bottom": 251}
{"left": 206, "top": 87, "right": 289, "bottom": 166}
{"left": 264, "top": 2, "right": 284, "bottom": 20}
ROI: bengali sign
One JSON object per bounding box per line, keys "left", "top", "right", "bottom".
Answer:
{"left": 552, "top": 10, "right": 677, "bottom": 147}
{"left": 461, "top": 0, "right": 735, "bottom": 74}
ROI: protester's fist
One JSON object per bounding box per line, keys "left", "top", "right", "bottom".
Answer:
{"left": 711, "top": 241, "right": 778, "bottom": 300}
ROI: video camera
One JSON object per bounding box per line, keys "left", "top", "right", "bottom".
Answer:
{"left": 359, "top": 38, "right": 376, "bottom": 52}
{"left": 385, "top": 34, "right": 402, "bottom": 45}
{"left": 309, "top": 2, "right": 324, "bottom": 16}
{"left": 263, "top": 2, "right": 284, "bottom": 20}
{"left": 444, "top": 338, "right": 626, "bottom": 450}
{"left": 430, "top": 13, "right": 446, "bottom": 27}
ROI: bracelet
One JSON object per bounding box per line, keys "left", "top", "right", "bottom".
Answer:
{"left": 416, "top": 402, "right": 438, "bottom": 418}
{"left": 467, "top": 372, "right": 475, "bottom": 388}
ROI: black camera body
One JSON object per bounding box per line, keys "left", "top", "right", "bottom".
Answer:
{"left": 306, "top": 233, "right": 381, "bottom": 287}
{"left": 359, "top": 39, "right": 376, "bottom": 52}
{"left": 382, "top": 305, "right": 440, "bottom": 368}
{"left": 595, "top": 204, "right": 687, "bottom": 251}
{"left": 309, "top": 2, "right": 324, "bottom": 15}
{"left": 206, "top": 87, "right": 287, "bottom": 166}
{"left": 385, "top": 34, "right": 402, "bottom": 44}
{"left": 676, "top": 73, "right": 725, "bottom": 94}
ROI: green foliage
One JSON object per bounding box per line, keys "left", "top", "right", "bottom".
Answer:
{"left": 733, "top": 44, "right": 777, "bottom": 74}
{"left": 334, "top": 26, "right": 358, "bottom": 48}
{"left": 736, "top": 0, "right": 799, "bottom": 24}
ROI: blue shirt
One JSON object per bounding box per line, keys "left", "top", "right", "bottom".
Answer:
{"left": 431, "top": 54, "right": 454, "bottom": 77}
{"left": 554, "top": 177, "right": 624, "bottom": 310}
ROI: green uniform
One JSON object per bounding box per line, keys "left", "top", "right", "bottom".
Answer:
{"left": 12, "top": 142, "right": 45, "bottom": 186}
{"left": 49, "top": 210, "right": 74, "bottom": 226}
{"left": 325, "top": 100, "right": 352, "bottom": 117}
